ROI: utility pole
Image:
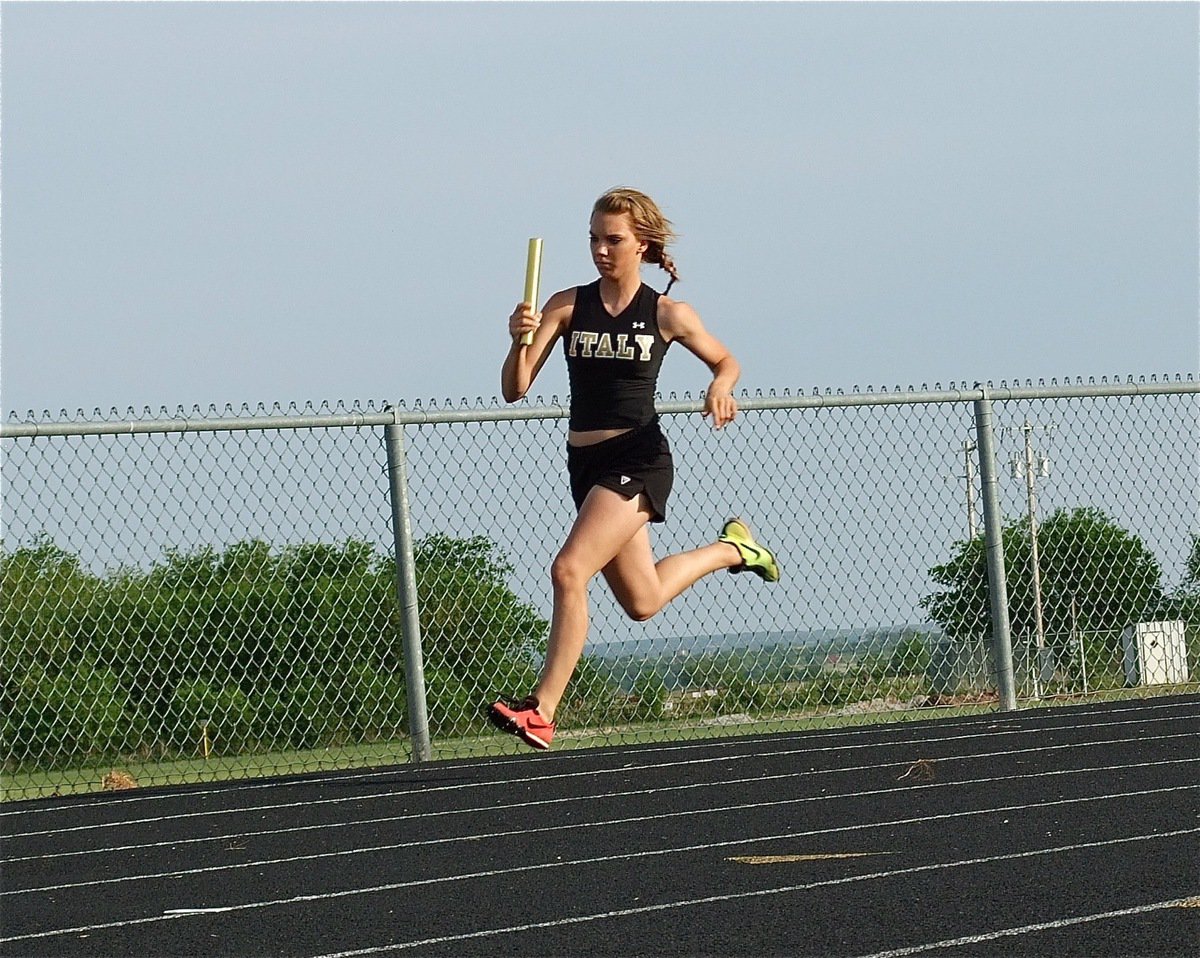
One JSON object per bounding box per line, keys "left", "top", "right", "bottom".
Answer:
{"left": 1012, "top": 420, "right": 1050, "bottom": 698}
{"left": 963, "top": 439, "right": 978, "bottom": 539}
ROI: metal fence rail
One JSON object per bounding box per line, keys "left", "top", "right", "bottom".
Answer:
{"left": 2, "top": 377, "right": 1196, "bottom": 798}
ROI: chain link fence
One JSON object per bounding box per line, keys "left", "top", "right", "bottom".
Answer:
{"left": 2, "top": 379, "right": 1197, "bottom": 798}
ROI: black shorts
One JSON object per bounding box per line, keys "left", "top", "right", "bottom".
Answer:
{"left": 566, "top": 417, "right": 674, "bottom": 523}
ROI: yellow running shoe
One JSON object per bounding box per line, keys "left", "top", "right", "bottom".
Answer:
{"left": 719, "top": 518, "right": 781, "bottom": 582}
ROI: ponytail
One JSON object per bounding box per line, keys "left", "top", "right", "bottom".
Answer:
{"left": 654, "top": 248, "right": 681, "bottom": 295}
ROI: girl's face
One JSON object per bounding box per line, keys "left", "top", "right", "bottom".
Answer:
{"left": 589, "top": 211, "right": 646, "bottom": 280}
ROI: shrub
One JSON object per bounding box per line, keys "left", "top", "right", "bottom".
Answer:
{"left": 3, "top": 660, "right": 147, "bottom": 767}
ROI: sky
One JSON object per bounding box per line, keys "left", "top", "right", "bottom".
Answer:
{"left": 1, "top": 1, "right": 1197, "bottom": 420}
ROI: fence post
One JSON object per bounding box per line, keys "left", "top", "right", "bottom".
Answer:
{"left": 973, "top": 387, "right": 1018, "bottom": 711}
{"left": 383, "top": 410, "right": 433, "bottom": 762}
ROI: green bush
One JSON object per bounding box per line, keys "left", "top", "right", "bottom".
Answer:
{"left": 630, "top": 668, "right": 669, "bottom": 720}
{"left": 721, "top": 671, "right": 767, "bottom": 713}
{"left": 2, "top": 534, "right": 549, "bottom": 769}
{"left": 803, "top": 672, "right": 851, "bottom": 709}
{"left": 557, "top": 654, "right": 620, "bottom": 725}
{"left": 924, "top": 508, "right": 1166, "bottom": 664}
{"left": 3, "top": 660, "right": 147, "bottom": 767}
{"left": 344, "top": 663, "right": 408, "bottom": 739}
{"left": 167, "top": 679, "right": 259, "bottom": 753}
{"left": 889, "top": 633, "right": 932, "bottom": 676}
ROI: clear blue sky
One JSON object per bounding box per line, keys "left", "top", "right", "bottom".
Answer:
{"left": 2, "top": 1, "right": 1197, "bottom": 417}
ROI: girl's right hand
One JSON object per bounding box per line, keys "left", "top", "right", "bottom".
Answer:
{"left": 509, "top": 302, "right": 541, "bottom": 343}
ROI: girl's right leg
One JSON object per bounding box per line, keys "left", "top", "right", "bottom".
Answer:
{"left": 529, "top": 486, "right": 658, "bottom": 720}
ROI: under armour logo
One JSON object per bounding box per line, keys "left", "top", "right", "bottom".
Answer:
{"left": 632, "top": 322, "right": 646, "bottom": 329}
{"left": 620, "top": 475, "right": 631, "bottom": 485}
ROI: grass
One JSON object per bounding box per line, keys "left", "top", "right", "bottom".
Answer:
{"left": 1, "top": 741, "right": 417, "bottom": 802}
{"left": 5, "top": 683, "right": 1195, "bottom": 802}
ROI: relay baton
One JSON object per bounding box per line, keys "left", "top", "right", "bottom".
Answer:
{"left": 520, "top": 237, "right": 543, "bottom": 346}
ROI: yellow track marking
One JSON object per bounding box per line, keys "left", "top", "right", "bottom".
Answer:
{"left": 726, "top": 853, "right": 885, "bottom": 864}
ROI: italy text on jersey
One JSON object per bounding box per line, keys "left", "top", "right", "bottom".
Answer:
{"left": 566, "top": 331, "right": 655, "bottom": 361}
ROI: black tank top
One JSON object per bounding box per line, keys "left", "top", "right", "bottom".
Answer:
{"left": 564, "top": 280, "right": 669, "bottom": 431}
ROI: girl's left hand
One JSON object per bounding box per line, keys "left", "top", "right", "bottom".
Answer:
{"left": 704, "top": 389, "right": 738, "bottom": 429}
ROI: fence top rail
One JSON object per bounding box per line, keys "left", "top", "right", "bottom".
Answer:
{"left": 2, "top": 375, "right": 1195, "bottom": 439}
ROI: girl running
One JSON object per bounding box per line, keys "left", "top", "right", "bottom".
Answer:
{"left": 489, "top": 187, "right": 779, "bottom": 750}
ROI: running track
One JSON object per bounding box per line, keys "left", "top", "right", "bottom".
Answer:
{"left": 2, "top": 695, "right": 1198, "bottom": 957}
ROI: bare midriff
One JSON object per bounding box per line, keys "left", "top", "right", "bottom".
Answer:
{"left": 568, "top": 427, "right": 632, "bottom": 448}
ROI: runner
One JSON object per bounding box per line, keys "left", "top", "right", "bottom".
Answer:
{"left": 490, "top": 187, "right": 780, "bottom": 750}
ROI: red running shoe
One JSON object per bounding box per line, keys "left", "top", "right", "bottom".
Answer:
{"left": 488, "top": 696, "right": 556, "bottom": 750}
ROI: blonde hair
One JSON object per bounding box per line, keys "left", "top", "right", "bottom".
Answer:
{"left": 592, "top": 187, "right": 680, "bottom": 294}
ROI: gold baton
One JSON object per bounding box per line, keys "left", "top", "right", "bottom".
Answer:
{"left": 520, "top": 237, "right": 543, "bottom": 346}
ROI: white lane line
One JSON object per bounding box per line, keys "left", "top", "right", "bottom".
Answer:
{"left": 5, "top": 770, "right": 1196, "bottom": 899}
{"left": 4, "top": 698, "right": 1194, "bottom": 817}
{"left": 304, "top": 829, "right": 1200, "bottom": 957}
{"left": 6, "top": 750, "right": 1198, "bottom": 868}
{"left": 5, "top": 716, "right": 1196, "bottom": 840}
{"left": 3, "top": 814, "right": 1195, "bottom": 947}
{"left": 849, "top": 897, "right": 1200, "bottom": 957}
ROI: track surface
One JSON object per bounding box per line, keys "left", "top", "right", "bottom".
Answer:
{"left": 3, "top": 695, "right": 1198, "bottom": 957}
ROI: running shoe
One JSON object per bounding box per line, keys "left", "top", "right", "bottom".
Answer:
{"left": 719, "top": 517, "right": 781, "bottom": 582}
{"left": 487, "top": 695, "right": 557, "bottom": 750}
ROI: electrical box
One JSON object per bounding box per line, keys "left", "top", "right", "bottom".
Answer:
{"left": 1122, "top": 621, "right": 1190, "bottom": 686}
